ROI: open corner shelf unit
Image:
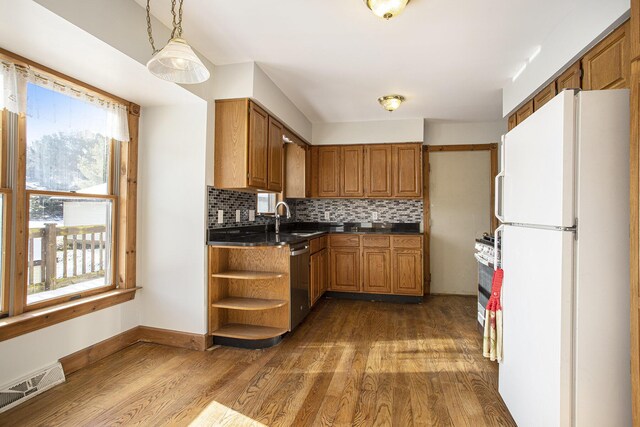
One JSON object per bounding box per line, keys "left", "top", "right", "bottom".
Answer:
{"left": 208, "top": 246, "right": 291, "bottom": 342}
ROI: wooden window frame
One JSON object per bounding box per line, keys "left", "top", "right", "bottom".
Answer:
{"left": 0, "top": 49, "right": 139, "bottom": 341}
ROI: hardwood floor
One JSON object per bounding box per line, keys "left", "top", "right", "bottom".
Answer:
{"left": 1, "top": 296, "right": 515, "bottom": 426}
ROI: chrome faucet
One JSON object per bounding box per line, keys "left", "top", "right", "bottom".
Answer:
{"left": 274, "top": 201, "right": 291, "bottom": 234}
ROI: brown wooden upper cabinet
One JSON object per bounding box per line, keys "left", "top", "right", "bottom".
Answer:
{"left": 247, "top": 102, "right": 269, "bottom": 189}
{"left": 515, "top": 100, "right": 534, "bottom": 125}
{"left": 556, "top": 61, "right": 582, "bottom": 91}
{"left": 582, "top": 22, "right": 630, "bottom": 90}
{"left": 312, "top": 143, "right": 422, "bottom": 199}
{"left": 317, "top": 146, "right": 340, "bottom": 197}
{"left": 506, "top": 20, "right": 630, "bottom": 132}
{"left": 340, "top": 145, "right": 365, "bottom": 197}
{"left": 365, "top": 145, "right": 393, "bottom": 197}
{"left": 533, "top": 82, "right": 557, "bottom": 111}
{"left": 267, "top": 117, "right": 284, "bottom": 192}
{"left": 214, "top": 98, "right": 285, "bottom": 192}
{"left": 393, "top": 144, "right": 422, "bottom": 198}
{"left": 284, "top": 133, "right": 306, "bottom": 198}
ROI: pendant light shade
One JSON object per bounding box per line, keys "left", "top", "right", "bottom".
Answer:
{"left": 365, "top": 0, "right": 411, "bottom": 20}
{"left": 146, "top": 38, "right": 210, "bottom": 84}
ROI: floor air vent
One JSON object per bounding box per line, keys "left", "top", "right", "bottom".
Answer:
{"left": 0, "top": 362, "right": 65, "bottom": 413}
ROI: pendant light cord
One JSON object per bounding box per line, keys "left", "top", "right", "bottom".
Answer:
{"left": 146, "top": 0, "right": 185, "bottom": 54}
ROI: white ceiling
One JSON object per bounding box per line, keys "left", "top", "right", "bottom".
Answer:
{"left": 138, "top": 0, "right": 579, "bottom": 123}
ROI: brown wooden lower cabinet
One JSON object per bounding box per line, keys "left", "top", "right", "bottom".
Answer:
{"left": 328, "top": 233, "right": 423, "bottom": 296}
{"left": 329, "top": 248, "right": 361, "bottom": 292}
{"left": 320, "top": 249, "right": 329, "bottom": 295}
{"left": 392, "top": 250, "right": 423, "bottom": 295}
{"left": 362, "top": 248, "right": 392, "bottom": 294}
{"left": 310, "top": 248, "right": 329, "bottom": 306}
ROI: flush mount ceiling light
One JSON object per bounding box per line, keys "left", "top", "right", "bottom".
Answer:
{"left": 145, "top": 0, "right": 210, "bottom": 84}
{"left": 378, "top": 95, "right": 405, "bottom": 112}
{"left": 364, "top": 0, "right": 411, "bottom": 20}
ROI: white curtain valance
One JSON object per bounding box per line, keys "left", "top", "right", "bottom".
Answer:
{"left": 1, "top": 62, "right": 25, "bottom": 114}
{"left": 1, "top": 61, "right": 130, "bottom": 142}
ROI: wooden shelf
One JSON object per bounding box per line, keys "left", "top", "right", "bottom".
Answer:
{"left": 211, "top": 297, "right": 287, "bottom": 311}
{"left": 212, "top": 324, "right": 288, "bottom": 340}
{"left": 211, "top": 271, "right": 285, "bottom": 280}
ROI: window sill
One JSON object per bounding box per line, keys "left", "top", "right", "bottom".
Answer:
{"left": 0, "top": 287, "right": 140, "bottom": 342}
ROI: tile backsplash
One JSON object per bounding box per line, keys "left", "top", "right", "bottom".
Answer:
{"left": 207, "top": 187, "right": 272, "bottom": 229}
{"left": 291, "top": 198, "right": 423, "bottom": 223}
{"left": 207, "top": 187, "right": 423, "bottom": 229}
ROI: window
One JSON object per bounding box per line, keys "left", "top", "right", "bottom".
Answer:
{"left": 25, "top": 84, "right": 116, "bottom": 307}
{"left": 256, "top": 193, "right": 277, "bottom": 215}
{"left": 0, "top": 51, "right": 138, "bottom": 327}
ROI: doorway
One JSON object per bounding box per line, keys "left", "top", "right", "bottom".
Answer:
{"left": 423, "top": 144, "right": 498, "bottom": 295}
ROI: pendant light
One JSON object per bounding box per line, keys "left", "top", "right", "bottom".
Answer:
{"left": 145, "top": 0, "right": 210, "bottom": 84}
{"left": 378, "top": 95, "right": 405, "bottom": 112}
{"left": 364, "top": 0, "right": 411, "bottom": 20}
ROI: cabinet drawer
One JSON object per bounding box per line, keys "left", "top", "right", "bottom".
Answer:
{"left": 329, "top": 234, "right": 361, "bottom": 247}
{"left": 362, "top": 235, "right": 390, "bottom": 248}
{"left": 392, "top": 235, "right": 423, "bottom": 249}
{"left": 310, "top": 235, "right": 328, "bottom": 254}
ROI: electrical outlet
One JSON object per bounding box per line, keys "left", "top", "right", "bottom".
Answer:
{"left": 249, "top": 210, "right": 255, "bottom": 221}
{"left": 372, "top": 212, "right": 378, "bottom": 221}
{"left": 217, "top": 210, "right": 224, "bottom": 224}
{"left": 236, "top": 210, "right": 241, "bottom": 222}
{"left": 324, "top": 212, "right": 330, "bottom": 221}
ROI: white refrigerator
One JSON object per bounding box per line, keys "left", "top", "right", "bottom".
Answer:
{"left": 495, "top": 89, "right": 631, "bottom": 427}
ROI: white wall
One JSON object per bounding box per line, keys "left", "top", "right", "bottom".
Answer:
{"left": 0, "top": 301, "right": 139, "bottom": 386}
{"left": 252, "top": 64, "right": 312, "bottom": 141}
{"left": 312, "top": 118, "right": 424, "bottom": 145}
{"left": 503, "top": 0, "right": 629, "bottom": 116}
{"left": 137, "top": 104, "right": 209, "bottom": 334}
{"left": 424, "top": 120, "right": 506, "bottom": 146}
{"left": 211, "top": 63, "right": 254, "bottom": 101}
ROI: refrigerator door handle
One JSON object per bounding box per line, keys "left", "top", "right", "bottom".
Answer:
{"left": 494, "top": 225, "right": 504, "bottom": 270}
{"left": 495, "top": 171, "right": 505, "bottom": 223}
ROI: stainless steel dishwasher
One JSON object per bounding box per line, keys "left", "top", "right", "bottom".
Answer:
{"left": 289, "top": 241, "right": 310, "bottom": 330}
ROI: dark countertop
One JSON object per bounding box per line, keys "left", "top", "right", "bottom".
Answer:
{"left": 207, "top": 222, "right": 422, "bottom": 247}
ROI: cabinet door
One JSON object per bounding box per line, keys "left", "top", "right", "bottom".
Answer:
{"left": 363, "top": 249, "right": 391, "bottom": 294}
{"left": 508, "top": 114, "right": 517, "bottom": 131}
{"left": 533, "top": 82, "right": 557, "bottom": 111}
{"left": 310, "top": 252, "right": 321, "bottom": 306}
{"left": 247, "top": 102, "right": 269, "bottom": 189}
{"left": 340, "top": 145, "right": 364, "bottom": 197}
{"left": 392, "top": 250, "right": 423, "bottom": 295}
{"left": 267, "top": 117, "right": 284, "bottom": 192}
{"left": 318, "top": 146, "right": 340, "bottom": 197}
{"left": 364, "top": 145, "right": 392, "bottom": 197}
{"left": 285, "top": 139, "right": 306, "bottom": 198}
{"left": 330, "top": 248, "right": 360, "bottom": 292}
{"left": 392, "top": 144, "right": 422, "bottom": 198}
{"left": 515, "top": 100, "right": 534, "bottom": 125}
{"left": 556, "top": 61, "right": 582, "bottom": 91}
{"left": 582, "top": 22, "right": 629, "bottom": 90}
{"left": 320, "top": 249, "right": 329, "bottom": 295}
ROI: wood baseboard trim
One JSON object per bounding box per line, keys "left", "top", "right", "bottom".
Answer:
{"left": 60, "top": 326, "right": 140, "bottom": 375}
{"left": 137, "top": 326, "right": 212, "bottom": 351}
{"left": 59, "top": 325, "right": 211, "bottom": 375}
